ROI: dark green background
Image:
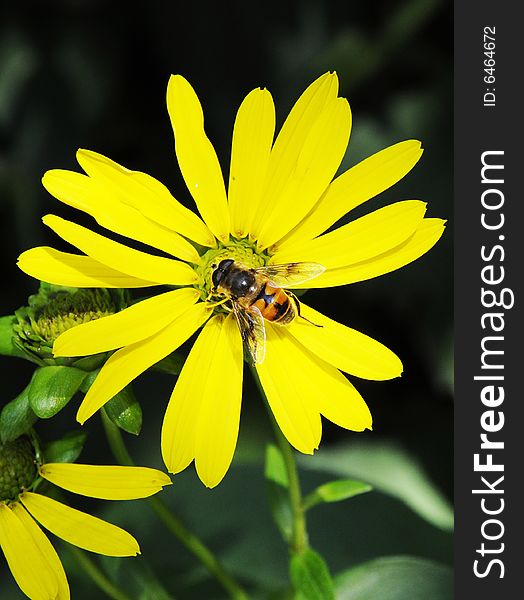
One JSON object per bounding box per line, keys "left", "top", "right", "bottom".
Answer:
{"left": 1, "top": 1, "right": 452, "bottom": 598}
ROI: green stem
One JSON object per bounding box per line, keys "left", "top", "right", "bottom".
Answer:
{"left": 68, "top": 545, "right": 133, "bottom": 600}
{"left": 251, "top": 369, "right": 309, "bottom": 555}
{"left": 101, "top": 411, "right": 249, "bottom": 600}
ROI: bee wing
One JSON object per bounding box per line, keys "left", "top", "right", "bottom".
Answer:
{"left": 254, "top": 262, "right": 325, "bottom": 288}
{"left": 232, "top": 301, "right": 266, "bottom": 365}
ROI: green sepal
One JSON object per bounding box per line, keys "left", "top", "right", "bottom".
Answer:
{"left": 0, "top": 315, "right": 41, "bottom": 363}
{"left": 28, "top": 365, "right": 87, "bottom": 419}
{"left": 303, "top": 479, "right": 372, "bottom": 511}
{"left": 71, "top": 353, "right": 107, "bottom": 372}
{"left": 290, "top": 548, "right": 335, "bottom": 600}
{"left": 152, "top": 352, "right": 185, "bottom": 375}
{"left": 264, "top": 444, "right": 293, "bottom": 542}
{"left": 44, "top": 430, "right": 87, "bottom": 464}
{"left": 0, "top": 384, "right": 38, "bottom": 442}
{"left": 79, "top": 369, "right": 99, "bottom": 392}
{"left": 103, "top": 386, "right": 142, "bottom": 436}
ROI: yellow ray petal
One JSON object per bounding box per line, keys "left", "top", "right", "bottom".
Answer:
{"left": 273, "top": 200, "right": 427, "bottom": 269}
{"left": 43, "top": 214, "right": 198, "bottom": 285}
{"left": 315, "top": 376, "right": 372, "bottom": 432}
{"left": 195, "top": 315, "right": 243, "bottom": 487}
{"left": 249, "top": 71, "right": 339, "bottom": 238}
{"left": 228, "top": 88, "right": 275, "bottom": 239}
{"left": 54, "top": 288, "right": 200, "bottom": 357}
{"left": 43, "top": 169, "right": 201, "bottom": 263}
{"left": 256, "top": 97, "right": 352, "bottom": 250}
{"left": 279, "top": 140, "right": 424, "bottom": 247}
{"left": 77, "top": 302, "right": 211, "bottom": 424}
{"left": 40, "top": 463, "right": 172, "bottom": 500}
{"left": 0, "top": 503, "right": 58, "bottom": 600}
{"left": 296, "top": 218, "right": 446, "bottom": 288}
{"left": 11, "top": 503, "right": 70, "bottom": 600}
{"left": 21, "top": 492, "right": 140, "bottom": 557}
{"left": 17, "top": 247, "right": 157, "bottom": 288}
{"left": 256, "top": 324, "right": 322, "bottom": 454}
{"left": 259, "top": 327, "right": 372, "bottom": 437}
{"left": 162, "top": 314, "right": 243, "bottom": 488}
{"left": 75, "top": 150, "right": 215, "bottom": 247}
{"left": 288, "top": 303, "right": 402, "bottom": 380}
{"left": 167, "top": 75, "right": 229, "bottom": 242}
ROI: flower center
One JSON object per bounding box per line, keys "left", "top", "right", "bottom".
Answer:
{"left": 0, "top": 437, "right": 38, "bottom": 503}
{"left": 194, "top": 237, "right": 271, "bottom": 302}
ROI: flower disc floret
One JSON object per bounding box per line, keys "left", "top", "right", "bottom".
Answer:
{"left": 195, "top": 237, "right": 269, "bottom": 302}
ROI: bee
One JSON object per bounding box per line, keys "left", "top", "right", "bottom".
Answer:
{"left": 210, "top": 260, "right": 325, "bottom": 365}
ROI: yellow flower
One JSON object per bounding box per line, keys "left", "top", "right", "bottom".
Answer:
{"left": 18, "top": 72, "right": 445, "bottom": 488}
{"left": 0, "top": 437, "right": 171, "bottom": 600}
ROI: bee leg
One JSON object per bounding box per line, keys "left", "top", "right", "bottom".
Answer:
{"left": 206, "top": 297, "right": 230, "bottom": 309}
{"left": 288, "top": 292, "right": 323, "bottom": 328}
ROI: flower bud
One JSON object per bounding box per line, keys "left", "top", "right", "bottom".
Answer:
{"left": 13, "top": 283, "right": 130, "bottom": 366}
{"left": 0, "top": 437, "right": 38, "bottom": 502}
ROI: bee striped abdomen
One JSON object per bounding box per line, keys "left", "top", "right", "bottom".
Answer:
{"left": 252, "top": 284, "right": 295, "bottom": 325}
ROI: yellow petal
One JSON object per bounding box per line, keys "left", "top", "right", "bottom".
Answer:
{"left": 256, "top": 324, "right": 322, "bottom": 454}
{"left": 279, "top": 140, "right": 424, "bottom": 248}
{"left": 162, "top": 314, "right": 243, "bottom": 488}
{"left": 315, "top": 376, "right": 372, "bottom": 432}
{"left": 288, "top": 304, "right": 402, "bottom": 380}
{"left": 75, "top": 150, "right": 215, "bottom": 247}
{"left": 256, "top": 97, "right": 352, "bottom": 250}
{"left": 11, "top": 503, "right": 70, "bottom": 600}
{"left": 40, "top": 463, "right": 172, "bottom": 500}
{"left": 0, "top": 503, "right": 58, "bottom": 600}
{"left": 53, "top": 288, "right": 200, "bottom": 357}
{"left": 258, "top": 326, "right": 372, "bottom": 441}
{"left": 77, "top": 302, "right": 211, "bottom": 424}
{"left": 249, "top": 72, "right": 339, "bottom": 239}
{"left": 21, "top": 492, "right": 140, "bottom": 557}
{"left": 43, "top": 214, "right": 198, "bottom": 285}
{"left": 228, "top": 88, "right": 275, "bottom": 239}
{"left": 273, "top": 200, "right": 427, "bottom": 269}
{"left": 17, "top": 247, "right": 157, "bottom": 288}
{"left": 43, "top": 169, "right": 201, "bottom": 263}
{"left": 298, "top": 218, "right": 446, "bottom": 288}
{"left": 167, "top": 75, "right": 229, "bottom": 242}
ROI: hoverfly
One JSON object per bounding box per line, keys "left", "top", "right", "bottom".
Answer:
{"left": 210, "top": 260, "right": 325, "bottom": 365}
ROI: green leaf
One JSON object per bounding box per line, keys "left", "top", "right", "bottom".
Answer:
{"left": 304, "top": 479, "right": 372, "bottom": 511}
{"left": 264, "top": 444, "right": 292, "bottom": 542}
{"left": 301, "top": 441, "right": 454, "bottom": 531}
{"left": 152, "top": 352, "right": 184, "bottom": 375}
{"left": 44, "top": 430, "right": 87, "bottom": 464}
{"left": 28, "top": 366, "right": 87, "bottom": 419}
{"left": 0, "top": 384, "right": 38, "bottom": 442}
{"left": 290, "top": 549, "right": 335, "bottom": 600}
{"left": 334, "top": 556, "right": 453, "bottom": 600}
{"left": 0, "top": 315, "right": 27, "bottom": 360}
{"left": 104, "top": 386, "right": 142, "bottom": 436}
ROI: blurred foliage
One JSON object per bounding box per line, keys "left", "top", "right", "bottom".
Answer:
{"left": 0, "top": 0, "right": 452, "bottom": 598}
{"left": 301, "top": 440, "right": 453, "bottom": 531}
{"left": 334, "top": 556, "right": 452, "bottom": 600}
